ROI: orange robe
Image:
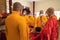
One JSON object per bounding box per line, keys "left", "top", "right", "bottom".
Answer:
{"left": 24, "top": 15, "right": 31, "bottom": 26}
{"left": 34, "top": 17, "right": 37, "bottom": 27}
{"left": 22, "top": 15, "right": 35, "bottom": 40}
{"left": 37, "top": 15, "right": 47, "bottom": 28}
{"left": 29, "top": 16, "right": 35, "bottom": 27}
{"left": 5, "top": 11, "right": 29, "bottom": 40}
{"left": 24, "top": 15, "right": 35, "bottom": 32}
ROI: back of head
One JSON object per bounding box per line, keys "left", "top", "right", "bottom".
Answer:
{"left": 40, "top": 10, "right": 44, "bottom": 14}
{"left": 46, "top": 7, "right": 54, "bottom": 14}
{"left": 22, "top": 7, "right": 31, "bottom": 15}
{"left": 13, "top": 2, "right": 23, "bottom": 11}
{"left": 35, "top": 27, "right": 42, "bottom": 32}
{"left": 46, "top": 7, "right": 54, "bottom": 16}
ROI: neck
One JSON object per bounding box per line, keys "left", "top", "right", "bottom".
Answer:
{"left": 16, "top": 10, "right": 21, "bottom": 15}
{"left": 49, "top": 14, "right": 54, "bottom": 17}
{"left": 13, "top": 10, "right": 21, "bottom": 15}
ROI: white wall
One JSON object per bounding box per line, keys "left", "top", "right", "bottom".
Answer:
{"left": 12, "top": 0, "right": 30, "bottom": 7}
{"left": 35, "top": 0, "right": 60, "bottom": 12}
{"left": 6, "top": 0, "right": 33, "bottom": 15}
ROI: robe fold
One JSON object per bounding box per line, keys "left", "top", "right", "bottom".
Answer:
{"left": 29, "top": 16, "right": 35, "bottom": 27}
{"left": 37, "top": 16, "right": 47, "bottom": 28}
{"left": 34, "top": 17, "right": 37, "bottom": 27}
{"left": 42, "top": 15, "right": 58, "bottom": 40}
{"left": 24, "top": 15, "right": 35, "bottom": 40}
{"left": 30, "top": 32, "right": 42, "bottom": 40}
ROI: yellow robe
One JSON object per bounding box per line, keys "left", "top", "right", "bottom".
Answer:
{"left": 34, "top": 17, "right": 37, "bottom": 27}
{"left": 29, "top": 16, "right": 34, "bottom": 27}
{"left": 37, "top": 15, "right": 47, "bottom": 28}
{"left": 24, "top": 15, "right": 35, "bottom": 32}
{"left": 22, "top": 15, "right": 34, "bottom": 40}
{"left": 24, "top": 15, "right": 31, "bottom": 26}
{"left": 5, "top": 11, "right": 29, "bottom": 40}
{"left": 24, "top": 15, "right": 35, "bottom": 27}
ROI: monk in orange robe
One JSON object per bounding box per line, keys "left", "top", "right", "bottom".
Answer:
{"left": 5, "top": 2, "right": 29, "bottom": 40}
{"left": 37, "top": 10, "right": 47, "bottom": 28}
{"left": 42, "top": 7, "right": 58, "bottom": 40}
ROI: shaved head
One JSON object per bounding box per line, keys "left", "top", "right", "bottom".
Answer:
{"left": 13, "top": 2, "right": 23, "bottom": 11}
{"left": 46, "top": 7, "right": 54, "bottom": 16}
{"left": 40, "top": 10, "right": 44, "bottom": 14}
{"left": 46, "top": 7, "right": 54, "bottom": 13}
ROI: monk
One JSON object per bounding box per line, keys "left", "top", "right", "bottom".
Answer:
{"left": 37, "top": 10, "right": 47, "bottom": 28}
{"left": 42, "top": 7, "right": 58, "bottom": 40}
{"left": 22, "top": 7, "right": 35, "bottom": 31}
{"left": 5, "top": 2, "right": 29, "bottom": 40}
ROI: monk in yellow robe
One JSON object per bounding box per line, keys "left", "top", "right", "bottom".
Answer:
{"left": 5, "top": 2, "right": 29, "bottom": 40}
{"left": 22, "top": 7, "right": 35, "bottom": 32}
{"left": 37, "top": 10, "right": 47, "bottom": 28}
{"left": 22, "top": 7, "right": 35, "bottom": 40}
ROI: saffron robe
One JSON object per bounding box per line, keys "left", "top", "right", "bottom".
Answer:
{"left": 37, "top": 15, "right": 47, "bottom": 28}
{"left": 5, "top": 11, "right": 29, "bottom": 40}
